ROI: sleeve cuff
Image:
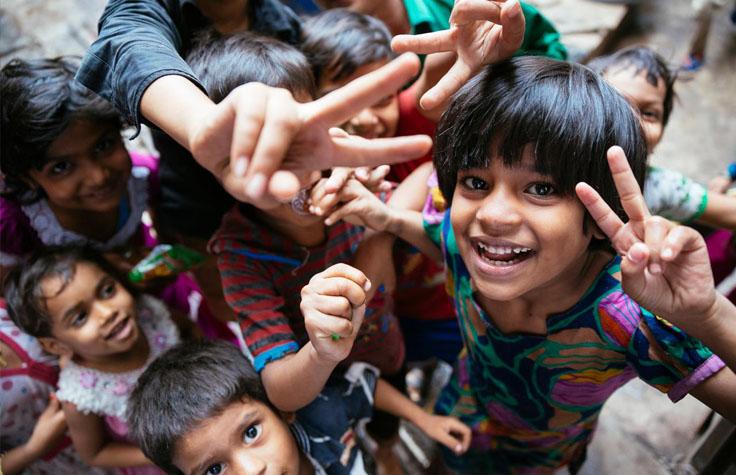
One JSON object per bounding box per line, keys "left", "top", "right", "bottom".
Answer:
{"left": 668, "top": 354, "right": 726, "bottom": 402}
{"left": 253, "top": 341, "right": 300, "bottom": 373}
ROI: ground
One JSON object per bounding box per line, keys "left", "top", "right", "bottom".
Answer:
{"left": 1, "top": 0, "right": 734, "bottom": 473}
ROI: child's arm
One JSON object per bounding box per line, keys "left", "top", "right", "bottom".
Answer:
{"left": 374, "top": 378, "right": 471, "bottom": 456}
{"left": 1, "top": 395, "right": 67, "bottom": 475}
{"left": 61, "top": 401, "right": 153, "bottom": 468}
{"left": 261, "top": 264, "right": 370, "bottom": 412}
{"left": 698, "top": 191, "right": 736, "bottom": 230}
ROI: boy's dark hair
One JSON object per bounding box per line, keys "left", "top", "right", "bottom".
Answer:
{"left": 301, "top": 8, "right": 395, "bottom": 87}
{"left": 186, "top": 29, "right": 316, "bottom": 102}
{"left": 587, "top": 45, "right": 676, "bottom": 126}
{"left": 127, "top": 340, "right": 272, "bottom": 475}
{"left": 435, "top": 56, "right": 647, "bottom": 228}
{"left": 0, "top": 57, "right": 122, "bottom": 202}
{"left": 4, "top": 246, "right": 137, "bottom": 338}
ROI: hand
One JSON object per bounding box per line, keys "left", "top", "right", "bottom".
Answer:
{"left": 414, "top": 413, "right": 472, "bottom": 456}
{"left": 187, "top": 54, "right": 432, "bottom": 208}
{"left": 300, "top": 264, "right": 371, "bottom": 364}
{"left": 320, "top": 179, "right": 394, "bottom": 230}
{"left": 575, "top": 146, "right": 717, "bottom": 331}
{"left": 309, "top": 166, "right": 392, "bottom": 215}
{"left": 26, "top": 394, "right": 67, "bottom": 458}
{"left": 392, "top": 0, "right": 525, "bottom": 110}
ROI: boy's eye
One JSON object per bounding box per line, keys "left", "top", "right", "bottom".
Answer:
{"left": 461, "top": 176, "right": 489, "bottom": 191}
{"left": 243, "top": 423, "right": 261, "bottom": 444}
{"left": 99, "top": 280, "right": 116, "bottom": 299}
{"left": 93, "top": 133, "right": 118, "bottom": 155}
{"left": 204, "top": 463, "right": 223, "bottom": 475}
{"left": 525, "top": 183, "right": 556, "bottom": 196}
{"left": 72, "top": 311, "right": 88, "bottom": 327}
{"left": 641, "top": 110, "right": 661, "bottom": 121}
{"left": 48, "top": 161, "right": 74, "bottom": 177}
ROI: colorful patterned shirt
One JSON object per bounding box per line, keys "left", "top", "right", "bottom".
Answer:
{"left": 425, "top": 210, "right": 724, "bottom": 473}
{"left": 209, "top": 205, "right": 404, "bottom": 374}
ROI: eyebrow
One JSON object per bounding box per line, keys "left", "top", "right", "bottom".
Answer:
{"left": 189, "top": 410, "right": 260, "bottom": 475}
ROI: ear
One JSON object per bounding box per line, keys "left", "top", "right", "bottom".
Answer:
{"left": 38, "top": 337, "right": 73, "bottom": 359}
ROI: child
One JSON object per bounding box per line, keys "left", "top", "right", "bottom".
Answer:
{"left": 588, "top": 45, "right": 736, "bottom": 230}
{"left": 191, "top": 31, "right": 405, "bottom": 412}
{"left": 0, "top": 56, "right": 231, "bottom": 341}
{"left": 324, "top": 56, "right": 735, "bottom": 473}
{"left": 128, "top": 320, "right": 470, "bottom": 474}
{"left": 4, "top": 247, "right": 181, "bottom": 474}
{"left": 0, "top": 302, "right": 113, "bottom": 475}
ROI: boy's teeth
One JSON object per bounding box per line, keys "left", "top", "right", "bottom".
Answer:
{"left": 477, "top": 242, "right": 530, "bottom": 255}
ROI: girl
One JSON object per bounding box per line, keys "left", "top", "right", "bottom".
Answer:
{"left": 5, "top": 247, "right": 181, "bottom": 474}
{"left": 323, "top": 56, "right": 736, "bottom": 473}
{"left": 0, "top": 56, "right": 231, "bottom": 341}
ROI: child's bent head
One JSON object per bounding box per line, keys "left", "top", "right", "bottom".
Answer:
{"left": 5, "top": 246, "right": 138, "bottom": 359}
{"left": 588, "top": 45, "right": 675, "bottom": 152}
{"left": 0, "top": 57, "right": 127, "bottom": 205}
{"left": 301, "top": 9, "right": 399, "bottom": 138}
{"left": 128, "top": 341, "right": 302, "bottom": 475}
{"left": 187, "top": 29, "right": 316, "bottom": 103}
{"left": 435, "top": 56, "right": 647, "bottom": 222}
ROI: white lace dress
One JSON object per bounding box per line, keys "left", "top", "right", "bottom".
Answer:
{"left": 55, "top": 295, "right": 179, "bottom": 475}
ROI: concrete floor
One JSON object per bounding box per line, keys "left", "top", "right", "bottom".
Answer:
{"left": 1, "top": 0, "right": 734, "bottom": 473}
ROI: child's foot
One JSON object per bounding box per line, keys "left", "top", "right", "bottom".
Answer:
{"left": 680, "top": 53, "right": 704, "bottom": 72}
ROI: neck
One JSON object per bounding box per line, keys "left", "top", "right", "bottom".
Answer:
{"left": 48, "top": 199, "right": 124, "bottom": 242}
{"left": 476, "top": 250, "right": 611, "bottom": 335}
{"left": 73, "top": 330, "right": 150, "bottom": 373}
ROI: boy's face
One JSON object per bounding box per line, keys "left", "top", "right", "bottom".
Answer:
{"left": 604, "top": 66, "right": 666, "bottom": 153}
{"left": 450, "top": 150, "right": 595, "bottom": 305}
{"left": 28, "top": 119, "right": 131, "bottom": 214}
{"left": 320, "top": 61, "right": 400, "bottom": 139}
{"left": 40, "top": 261, "right": 140, "bottom": 363}
{"left": 173, "top": 398, "right": 305, "bottom": 475}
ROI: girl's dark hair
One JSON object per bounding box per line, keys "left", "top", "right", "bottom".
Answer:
{"left": 127, "top": 341, "right": 272, "bottom": 475}
{"left": 301, "top": 8, "right": 396, "bottom": 87}
{"left": 0, "top": 57, "right": 122, "bottom": 202}
{"left": 435, "top": 56, "right": 647, "bottom": 227}
{"left": 4, "top": 246, "right": 136, "bottom": 338}
{"left": 186, "top": 29, "right": 316, "bottom": 102}
{"left": 587, "top": 45, "right": 676, "bottom": 126}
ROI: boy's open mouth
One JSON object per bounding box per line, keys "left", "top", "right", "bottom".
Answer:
{"left": 475, "top": 241, "right": 535, "bottom": 267}
{"left": 105, "top": 316, "right": 133, "bottom": 341}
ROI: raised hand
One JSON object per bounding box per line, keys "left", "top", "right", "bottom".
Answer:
{"left": 190, "top": 54, "right": 432, "bottom": 208}
{"left": 575, "top": 146, "right": 717, "bottom": 330}
{"left": 391, "top": 0, "right": 525, "bottom": 110}
{"left": 300, "top": 264, "right": 370, "bottom": 364}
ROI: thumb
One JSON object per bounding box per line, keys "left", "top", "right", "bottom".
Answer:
{"left": 621, "top": 242, "right": 649, "bottom": 295}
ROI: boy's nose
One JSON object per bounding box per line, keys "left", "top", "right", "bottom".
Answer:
{"left": 350, "top": 108, "right": 379, "bottom": 127}
{"left": 86, "top": 161, "right": 112, "bottom": 187}
{"left": 476, "top": 189, "right": 522, "bottom": 230}
{"left": 233, "top": 452, "right": 266, "bottom": 475}
{"left": 93, "top": 300, "right": 118, "bottom": 325}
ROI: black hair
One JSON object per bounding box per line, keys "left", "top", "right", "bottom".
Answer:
{"left": 587, "top": 45, "right": 676, "bottom": 126}
{"left": 127, "top": 340, "right": 272, "bottom": 475}
{"left": 301, "top": 8, "right": 396, "bottom": 87}
{"left": 0, "top": 57, "right": 122, "bottom": 202}
{"left": 435, "top": 56, "right": 647, "bottom": 228}
{"left": 186, "top": 29, "right": 316, "bottom": 102}
{"left": 4, "top": 246, "right": 137, "bottom": 338}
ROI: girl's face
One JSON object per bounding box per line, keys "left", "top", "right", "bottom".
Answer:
{"left": 40, "top": 261, "right": 139, "bottom": 364}
{"left": 27, "top": 119, "right": 131, "bottom": 214}
{"left": 604, "top": 66, "right": 666, "bottom": 153}
{"left": 450, "top": 151, "right": 595, "bottom": 305}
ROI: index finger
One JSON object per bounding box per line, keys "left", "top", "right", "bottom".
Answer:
{"left": 449, "top": 0, "right": 503, "bottom": 25}
{"left": 607, "top": 146, "right": 650, "bottom": 223}
{"left": 575, "top": 182, "right": 624, "bottom": 242}
{"left": 302, "top": 53, "right": 420, "bottom": 127}
{"left": 313, "top": 263, "right": 371, "bottom": 292}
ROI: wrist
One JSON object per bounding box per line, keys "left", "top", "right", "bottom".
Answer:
{"left": 674, "top": 292, "right": 725, "bottom": 339}
{"left": 306, "top": 342, "right": 342, "bottom": 368}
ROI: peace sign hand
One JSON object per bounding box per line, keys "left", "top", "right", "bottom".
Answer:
{"left": 575, "top": 146, "right": 717, "bottom": 332}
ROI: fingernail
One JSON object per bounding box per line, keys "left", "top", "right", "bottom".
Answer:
{"left": 246, "top": 174, "right": 267, "bottom": 198}
{"left": 627, "top": 249, "right": 643, "bottom": 263}
{"left": 233, "top": 157, "right": 248, "bottom": 177}
{"left": 455, "top": 444, "right": 463, "bottom": 454}
{"left": 364, "top": 279, "right": 372, "bottom": 291}
{"left": 649, "top": 262, "right": 662, "bottom": 274}
{"left": 662, "top": 247, "right": 673, "bottom": 259}
{"left": 507, "top": 0, "right": 520, "bottom": 16}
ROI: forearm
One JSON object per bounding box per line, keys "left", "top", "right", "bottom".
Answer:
{"left": 386, "top": 208, "right": 442, "bottom": 262}
{"left": 80, "top": 442, "right": 152, "bottom": 468}
{"left": 261, "top": 344, "right": 339, "bottom": 411}
{"left": 697, "top": 192, "right": 736, "bottom": 230}
{"left": 373, "top": 378, "right": 427, "bottom": 425}
{"left": 1, "top": 443, "right": 43, "bottom": 475}
{"left": 353, "top": 231, "right": 396, "bottom": 302}
{"left": 140, "top": 75, "right": 216, "bottom": 151}
{"left": 683, "top": 294, "right": 736, "bottom": 372}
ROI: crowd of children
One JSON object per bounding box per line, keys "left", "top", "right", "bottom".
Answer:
{"left": 2, "top": 0, "right": 736, "bottom": 474}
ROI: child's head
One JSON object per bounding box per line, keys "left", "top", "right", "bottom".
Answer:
{"left": 302, "top": 8, "right": 399, "bottom": 139}
{"left": 4, "top": 246, "right": 139, "bottom": 362}
{"left": 128, "top": 340, "right": 302, "bottom": 475}
{"left": 434, "top": 56, "right": 647, "bottom": 302}
{"left": 0, "top": 57, "right": 129, "bottom": 207}
{"left": 588, "top": 45, "right": 675, "bottom": 152}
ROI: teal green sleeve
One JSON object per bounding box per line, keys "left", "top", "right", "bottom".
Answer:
{"left": 517, "top": 3, "right": 568, "bottom": 60}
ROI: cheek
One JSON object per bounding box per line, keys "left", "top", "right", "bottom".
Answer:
{"left": 643, "top": 123, "right": 663, "bottom": 150}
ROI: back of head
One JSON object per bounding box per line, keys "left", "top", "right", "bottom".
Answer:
{"left": 587, "top": 45, "right": 675, "bottom": 126}
{"left": 4, "top": 245, "right": 134, "bottom": 338}
{"left": 301, "top": 8, "right": 395, "bottom": 87}
{"left": 0, "top": 57, "right": 121, "bottom": 201}
{"left": 435, "top": 56, "right": 647, "bottom": 224}
{"left": 127, "top": 340, "right": 270, "bottom": 474}
{"left": 186, "top": 29, "right": 316, "bottom": 102}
